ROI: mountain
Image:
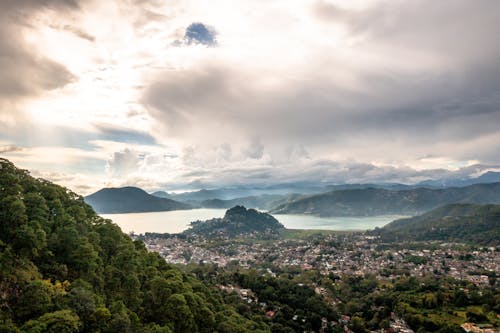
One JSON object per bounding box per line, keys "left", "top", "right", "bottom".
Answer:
{"left": 184, "top": 206, "right": 285, "bottom": 238}
{"left": 418, "top": 171, "right": 500, "bottom": 188}
{"left": 150, "top": 184, "right": 331, "bottom": 205}
{"left": 0, "top": 158, "right": 268, "bottom": 332}
{"left": 151, "top": 188, "right": 243, "bottom": 205}
{"left": 150, "top": 190, "right": 172, "bottom": 199}
{"left": 374, "top": 203, "right": 500, "bottom": 245}
{"left": 85, "top": 186, "right": 192, "bottom": 213}
{"left": 324, "top": 183, "right": 415, "bottom": 191}
{"left": 270, "top": 182, "right": 500, "bottom": 217}
{"left": 200, "top": 193, "right": 303, "bottom": 211}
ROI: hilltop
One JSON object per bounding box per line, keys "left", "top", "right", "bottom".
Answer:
{"left": 184, "top": 205, "right": 285, "bottom": 238}
{"left": 85, "top": 186, "right": 191, "bottom": 213}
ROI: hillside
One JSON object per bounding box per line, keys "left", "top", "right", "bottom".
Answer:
{"left": 184, "top": 206, "right": 285, "bottom": 238}
{"left": 374, "top": 203, "right": 500, "bottom": 245}
{"left": 0, "top": 158, "right": 269, "bottom": 332}
{"left": 85, "top": 187, "right": 192, "bottom": 213}
{"left": 270, "top": 183, "right": 500, "bottom": 217}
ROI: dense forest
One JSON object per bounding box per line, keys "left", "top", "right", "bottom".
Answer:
{"left": 0, "top": 158, "right": 269, "bottom": 332}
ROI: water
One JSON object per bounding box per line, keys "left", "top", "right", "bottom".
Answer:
{"left": 101, "top": 209, "right": 226, "bottom": 234}
{"left": 101, "top": 209, "right": 403, "bottom": 234}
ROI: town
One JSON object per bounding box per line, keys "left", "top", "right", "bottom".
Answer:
{"left": 135, "top": 232, "right": 499, "bottom": 288}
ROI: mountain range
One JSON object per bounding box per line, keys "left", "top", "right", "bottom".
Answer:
{"left": 150, "top": 183, "right": 327, "bottom": 204}
{"left": 270, "top": 182, "right": 500, "bottom": 217}
{"left": 85, "top": 172, "right": 500, "bottom": 215}
{"left": 417, "top": 171, "right": 500, "bottom": 188}
{"left": 199, "top": 193, "right": 303, "bottom": 210}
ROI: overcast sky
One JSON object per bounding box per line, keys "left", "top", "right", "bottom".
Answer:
{"left": 1, "top": 0, "right": 500, "bottom": 194}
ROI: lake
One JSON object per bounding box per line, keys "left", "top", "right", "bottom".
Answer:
{"left": 101, "top": 209, "right": 403, "bottom": 234}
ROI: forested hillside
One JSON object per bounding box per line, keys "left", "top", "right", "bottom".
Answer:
{"left": 184, "top": 205, "right": 285, "bottom": 238}
{"left": 375, "top": 203, "right": 500, "bottom": 245}
{"left": 0, "top": 158, "right": 269, "bottom": 332}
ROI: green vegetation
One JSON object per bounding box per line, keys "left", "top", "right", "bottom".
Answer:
{"left": 0, "top": 158, "right": 269, "bottom": 332}
{"left": 376, "top": 203, "right": 500, "bottom": 245}
{"left": 184, "top": 205, "right": 285, "bottom": 238}
{"left": 2, "top": 158, "right": 498, "bottom": 333}
{"left": 187, "top": 266, "right": 339, "bottom": 332}
{"left": 84, "top": 187, "right": 191, "bottom": 214}
{"left": 187, "top": 265, "right": 499, "bottom": 333}
{"left": 270, "top": 184, "right": 500, "bottom": 217}
{"left": 331, "top": 274, "right": 499, "bottom": 332}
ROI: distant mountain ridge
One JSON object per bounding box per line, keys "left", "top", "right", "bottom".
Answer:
{"left": 84, "top": 186, "right": 191, "bottom": 213}
{"left": 270, "top": 182, "right": 500, "bottom": 217}
{"left": 417, "top": 171, "right": 500, "bottom": 188}
{"left": 150, "top": 185, "right": 326, "bottom": 204}
{"left": 200, "top": 193, "right": 303, "bottom": 211}
{"left": 374, "top": 203, "right": 500, "bottom": 245}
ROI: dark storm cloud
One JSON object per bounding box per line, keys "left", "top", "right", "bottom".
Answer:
{"left": 0, "top": 0, "right": 83, "bottom": 109}
{"left": 184, "top": 22, "right": 217, "bottom": 46}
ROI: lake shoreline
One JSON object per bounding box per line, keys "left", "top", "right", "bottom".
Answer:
{"left": 101, "top": 208, "right": 405, "bottom": 234}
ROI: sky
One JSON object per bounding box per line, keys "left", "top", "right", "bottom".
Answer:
{"left": 1, "top": 0, "right": 500, "bottom": 195}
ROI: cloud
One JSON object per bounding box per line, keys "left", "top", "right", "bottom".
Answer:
{"left": 0, "top": 145, "right": 24, "bottom": 153}
{"left": 2, "top": 0, "right": 500, "bottom": 192}
{"left": 0, "top": 0, "right": 83, "bottom": 114}
{"left": 94, "top": 124, "right": 157, "bottom": 145}
{"left": 216, "top": 143, "right": 232, "bottom": 163}
{"left": 106, "top": 148, "right": 141, "bottom": 176}
{"left": 143, "top": 0, "right": 500, "bottom": 168}
{"left": 243, "top": 137, "right": 264, "bottom": 159}
{"left": 52, "top": 24, "right": 95, "bottom": 42}
{"left": 183, "top": 22, "right": 217, "bottom": 46}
